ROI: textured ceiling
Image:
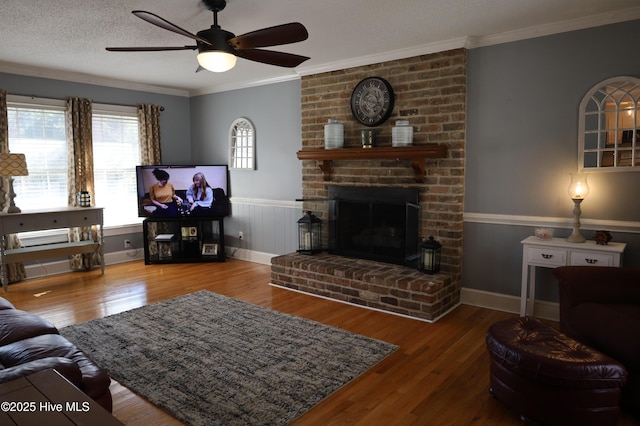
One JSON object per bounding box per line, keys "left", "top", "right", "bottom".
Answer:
{"left": 1, "top": 0, "right": 639, "bottom": 96}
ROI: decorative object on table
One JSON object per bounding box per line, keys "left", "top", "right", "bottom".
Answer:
{"left": 360, "top": 129, "right": 376, "bottom": 148}
{"left": 350, "top": 77, "right": 394, "bottom": 127}
{"left": 593, "top": 230, "right": 612, "bottom": 245}
{"left": 392, "top": 120, "right": 413, "bottom": 147}
{"left": 297, "top": 211, "right": 322, "bottom": 254}
{"left": 534, "top": 228, "right": 553, "bottom": 240}
{"left": 324, "top": 118, "right": 344, "bottom": 149}
{"left": 61, "top": 291, "right": 397, "bottom": 426}
{"left": 0, "top": 153, "right": 29, "bottom": 213}
{"left": 566, "top": 173, "right": 589, "bottom": 243}
{"left": 419, "top": 236, "right": 441, "bottom": 274}
{"left": 77, "top": 190, "right": 92, "bottom": 207}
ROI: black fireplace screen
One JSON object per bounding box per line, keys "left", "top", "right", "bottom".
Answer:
{"left": 328, "top": 186, "right": 420, "bottom": 266}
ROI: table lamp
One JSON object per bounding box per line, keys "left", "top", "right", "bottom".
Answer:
{"left": 566, "top": 173, "right": 589, "bottom": 243}
{"left": 0, "top": 153, "right": 29, "bottom": 213}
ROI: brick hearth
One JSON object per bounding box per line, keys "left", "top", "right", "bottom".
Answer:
{"left": 271, "top": 253, "right": 458, "bottom": 322}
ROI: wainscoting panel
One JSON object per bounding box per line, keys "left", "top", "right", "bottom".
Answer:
{"left": 226, "top": 198, "right": 301, "bottom": 256}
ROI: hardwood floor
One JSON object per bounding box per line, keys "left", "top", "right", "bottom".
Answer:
{"left": 2, "top": 259, "right": 637, "bottom": 425}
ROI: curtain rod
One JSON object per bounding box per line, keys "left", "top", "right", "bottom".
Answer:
{"left": 6, "top": 93, "right": 164, "bottom": 111}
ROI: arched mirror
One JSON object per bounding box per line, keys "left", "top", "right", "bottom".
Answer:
{"left": 579, "top": 76, "right": 640, "bottom": 171}
{"left": 229, "top": 118, "right": 255, "bottom": 170}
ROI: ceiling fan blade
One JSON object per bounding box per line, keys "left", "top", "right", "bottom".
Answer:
{"left": 228, "top": 23, "right": 308, "bottom": 50}
{"left": 132, "top": 10, "right": 212, "bottom": 46}
{"left": 235, "top": 49, "right": 310, "bottom": 68}
{"left": 106, "top": 46, "right": 198, "bottom": 52}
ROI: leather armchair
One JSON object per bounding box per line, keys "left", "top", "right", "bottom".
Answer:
{"left": 552, "top": 266, "right": 640, "bottom": 415}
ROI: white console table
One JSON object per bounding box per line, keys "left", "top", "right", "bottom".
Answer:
{"left": 0, "top": 207, "right": 104, "bottom": 292}
{"left": 520, "top": 236, "right": 625, "bottom": 317}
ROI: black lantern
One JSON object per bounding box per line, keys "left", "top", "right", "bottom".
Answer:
{"left": 297, "top": 211, "right": 322, "bottom": 255}
{"left": 419, "top": 236, "right": 441, "bottom": 274}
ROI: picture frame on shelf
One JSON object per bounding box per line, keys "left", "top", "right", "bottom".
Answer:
{"left": 202, "top": 243, "right": 218, "bottom": 256}
{"left": 181, "top": 226, "right": 198, "bottom": 239}
{"left": 158, "top": 242, "right": 172, "bottom": 259}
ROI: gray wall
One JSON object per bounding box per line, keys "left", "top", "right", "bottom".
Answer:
{"left": 189, "top": 81, "right": 303, "bottom": 254}
{"left": 189, "top": 80, "right": 302, "bottom": 200}
{"left": 464, "top": 19, "right": 640, "bottom": 301}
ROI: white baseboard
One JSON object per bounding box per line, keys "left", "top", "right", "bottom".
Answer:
{"left": 460, "top": 287, "right": 559, "bottom": 321}
{"left": 225, "top": 246, "right": 275, "bottom": 265}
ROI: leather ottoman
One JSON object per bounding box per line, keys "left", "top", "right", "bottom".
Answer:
{"left": 486, "top": 317, "right": 627, "bottom": 426}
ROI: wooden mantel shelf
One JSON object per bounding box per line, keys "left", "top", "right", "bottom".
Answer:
{"left": 296, "top": 145, "right": 447, "bottom": 182}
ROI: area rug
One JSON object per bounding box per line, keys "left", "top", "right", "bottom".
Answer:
{"left": 60, "top": 290, "right": 397, "bottom": 425}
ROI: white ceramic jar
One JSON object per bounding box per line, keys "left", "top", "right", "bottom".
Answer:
{"left": 324, "top": 119, "right": 344, "bottom": 149}
{"left": 392, "top": 120, "right": 413, "bottom": 147}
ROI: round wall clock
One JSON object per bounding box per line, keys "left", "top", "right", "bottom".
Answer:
{"left": 350, "top": 77, "right": 395, "bottom": 127}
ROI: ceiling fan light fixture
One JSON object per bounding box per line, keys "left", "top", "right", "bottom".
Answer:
{"left": 197, "top": 50, "right": 237, "bottom": 72}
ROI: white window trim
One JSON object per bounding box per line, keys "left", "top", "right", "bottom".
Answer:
{"left": 229, "top": 117, "right": 256, "bottom": 170}
{"left": 578, "top": 76, "right": 640, "bottom": 172}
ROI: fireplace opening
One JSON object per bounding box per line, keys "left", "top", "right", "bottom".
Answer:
{"left": 328, "top": 186, "right": 420, "bottom": 266}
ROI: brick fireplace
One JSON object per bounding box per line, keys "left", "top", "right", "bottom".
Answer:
{"left": 271, "top": 48, "right": 466, "bottom": 321}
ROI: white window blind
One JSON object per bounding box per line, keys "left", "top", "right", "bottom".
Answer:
{"left": 7, "top": 101, "right": 69, "bottom": 211}
{"left": 92, "top": 108, "right": 141, "bottom": 227}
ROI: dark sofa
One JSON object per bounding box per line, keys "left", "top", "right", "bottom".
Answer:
{"left": 552, "top": 266, "right": 640, "bottom": 415}
{"left": 0, "top": 297, "right": 112, "bottom": 411}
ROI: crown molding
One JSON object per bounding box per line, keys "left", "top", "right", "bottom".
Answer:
{"left": 297, "top": 38, "right": 468, "bottom": 77}
{"left": 189, "top": 73, "right": 301, "bottom": 97}
{"left": 0, "top": 61, "right": 190, "bottom": 97}
{"left": 466, "top": 6, "right": 640, "bottom": 48}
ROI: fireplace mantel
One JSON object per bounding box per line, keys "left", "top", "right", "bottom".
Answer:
{"left": 296, "top": 145, "right": 447, "bottom": 182}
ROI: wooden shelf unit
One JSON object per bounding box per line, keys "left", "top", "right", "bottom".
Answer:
{"left": 296, "top": 145, "right": 447, "bottom": 182}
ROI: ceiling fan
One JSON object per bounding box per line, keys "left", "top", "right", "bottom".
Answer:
{"left": 106, "top": 0, "right": 310, "bottom": 72}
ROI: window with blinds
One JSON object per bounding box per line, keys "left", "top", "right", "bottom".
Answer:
{"left": 92, "top": 108, "right": 141, "bottom": 226}
{"left": 7, "top": 101, "right": 69, "bottom": 211}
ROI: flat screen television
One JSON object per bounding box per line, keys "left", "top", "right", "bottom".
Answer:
{"left": 136, "top": 165, "right": 229, "bottom": 218}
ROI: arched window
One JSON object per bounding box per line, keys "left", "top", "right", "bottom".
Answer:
{"left": 579, "top": 76, "right": 640, "bottom": 170}
{"left": 229, "top": 118, "right": 255, "bottom": 170}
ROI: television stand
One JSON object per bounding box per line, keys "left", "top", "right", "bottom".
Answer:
{"left": 142, "top": 216, "right": 225, "bottom": 264}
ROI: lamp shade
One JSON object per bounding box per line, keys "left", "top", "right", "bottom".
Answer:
{"left": 197, "top": 51, "right": 237, "bottom": 72}
{"left": 567, "top": 173, "right": 589, "bottom": 200}
{"left": 0, "top": 153, "right": 28, "bottom": 177}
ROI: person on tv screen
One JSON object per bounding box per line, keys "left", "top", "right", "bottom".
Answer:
{"left": 186, "top": 172, "right": 213, "bottom": 216}
{"left": 149, "top": 168, "right": 183, "bottom": 216}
